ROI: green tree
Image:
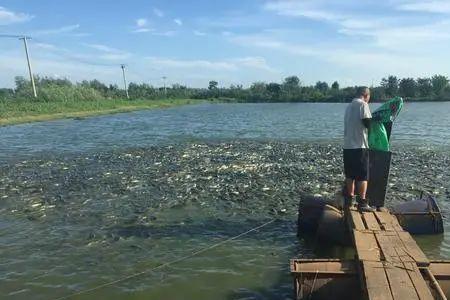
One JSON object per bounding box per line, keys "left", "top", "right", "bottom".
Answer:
{"left": 266, "top": 83, "right": 281, "bottom": 100}
{"left": 399, "top": 78, "right": 417, "bottom": 97}
{"left": 416, "top": 78, "right": 433, "bottom": 97}
{"left": 282, "top": 76, "right": 301, "bottom": 101}
{"left": 208, "top": 80, "right": 218, "bottom": 90}
{"left": 283, "top": 76, "right": 300, "bottom": 87}
{"left": 315, "top": 81, "right": 329, "bottom": 93}
{"left": 14, "top": 76, "right": 28, "bottom": 91}
{"left": 249, "top": 82, "right": 267, "bottom": 101}
{"left": 381, "top": 76, "right": 398, "bottom": 97}
{"left": 331, "top": 81, "right": 339, "bottom": 90}
{"left": 431, "top": 75, "right": 449, "bottom": 95}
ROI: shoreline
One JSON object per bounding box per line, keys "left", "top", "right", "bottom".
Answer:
{"left": 0, "top": 99, "right": 202, "bottom": 127}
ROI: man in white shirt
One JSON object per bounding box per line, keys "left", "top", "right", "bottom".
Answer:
{"left": 343, "top": 87, "right": 375, "bottom": 212}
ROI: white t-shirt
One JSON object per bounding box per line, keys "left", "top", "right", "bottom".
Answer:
{"left": 344, "top": 98, "right": 372, "bottom": 149}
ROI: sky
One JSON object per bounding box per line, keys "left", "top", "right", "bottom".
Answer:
{"left": 1, "top": 0, "right": 450, "bottom": 88}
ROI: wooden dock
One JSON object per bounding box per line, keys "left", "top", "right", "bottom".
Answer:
{"left": 291, "top": 207, "right": 449, "bottom": 300}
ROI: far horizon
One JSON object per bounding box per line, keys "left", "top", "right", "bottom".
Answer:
{"left": 1, "top": 0, "right": 450, "bottom": 89}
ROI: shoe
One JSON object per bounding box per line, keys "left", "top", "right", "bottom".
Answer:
{"left": 358, "top": 202, "right": 376, "bottom": 212}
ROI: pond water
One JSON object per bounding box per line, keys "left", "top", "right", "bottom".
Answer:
{"left": 1, "top": 102, "right": 450, "bottom": 161}
{"left": 1, "top": 102, "right": 449, "bottom": 300}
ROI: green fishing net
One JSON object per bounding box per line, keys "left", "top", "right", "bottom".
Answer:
{"left": 368, "top": 97, "right": 404, "bottom": 151}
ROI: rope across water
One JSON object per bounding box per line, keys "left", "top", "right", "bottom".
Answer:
{"left": 53, "top": 219, "right": 277, "bottom": 300}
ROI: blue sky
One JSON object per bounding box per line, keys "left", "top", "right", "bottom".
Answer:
{"left": 1, "top": 0, "right": 450, "bottom": 88}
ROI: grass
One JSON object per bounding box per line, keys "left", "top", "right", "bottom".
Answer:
{"left": 0, "top": 98, "right": 201, "bottom": 126}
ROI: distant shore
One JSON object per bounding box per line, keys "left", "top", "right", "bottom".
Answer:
{"left": 0, "top": 98, "right": 201, "bottom": 126}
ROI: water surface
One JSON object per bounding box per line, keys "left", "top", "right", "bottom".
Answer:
{"left": 1, "top": 102, "right": 449, "bottom": 300}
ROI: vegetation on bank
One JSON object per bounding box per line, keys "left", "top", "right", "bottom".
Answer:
{"left": 1, "top": 74, "right": 449, "bottom": 125}
{"left": 1, "top": 74, "right": 450, "bottom": 105}
{"left": 0, "top": 93, "right": 198, "bottom": 126}
{"left": 0, "top": 75, "right": 450, "bottom": 125}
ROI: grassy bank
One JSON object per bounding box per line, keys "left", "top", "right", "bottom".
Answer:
{"left": 0, "top": 98, "right": 201, "bottom": 126}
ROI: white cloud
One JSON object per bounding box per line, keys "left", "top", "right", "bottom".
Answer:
{"left": 229, "top": 34, "right": 316, "bottom": 56}
{"left": 33, "top": 43, "right": 59, "bottom": 51}
{"left": 263, "top": 0, "right": 450, "bottom": 52}
{"left": 132, "top": 18, "right": 153, "bottom": 34}
{"left": 193, "top": 30, "right": 206, "bottom": 36}
{"left": 84, "top": 44, "right": 131, "bottom": 60}
{"left": 233, "top": 57, "right": 277, "bottom": 72}
{"left": 152, "top": 30, "right": 177, "bottom": 37}
{"left": 133, "top": 28, "right": 153, "bottom": 33}
{"left": 85, "top": 44, "right": 122, "bottom": 53}
{"left": 34, "top": 24, "right": 81, "bottom": 36}
{"left": 396, "top": 1, "right": 450, "bottom": 13}
{"left": 146, "top": 57, "right": 235, "bottom": 70}
{"left": 174, "top": 18, "right": 183, "bottom": 26}
{"left": 153, "top": 8, "right": 164, "bottom": 18}
{"left": 227, "top": 29, "right": 450, "bottom": 83}
{"left": 136, "top": 18, "right": 148, "bottom": 27}
{"left": 145, "top": 56, "right": 275, "bottom": 72}
{"left": 263, "top": 1, "right": 339, "bottom": 21}
{"left": 0, "top": 6, "right": 33, "bottom": 25}
{"left": 99, "top": 53, "right": 131, "bottom": 60}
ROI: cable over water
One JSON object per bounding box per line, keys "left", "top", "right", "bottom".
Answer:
{"left": 52, "top": 219, "right": 276, "bottom": 300}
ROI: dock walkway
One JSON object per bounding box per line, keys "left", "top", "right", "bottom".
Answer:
{"left": 348, "top": 207, "right": 438, "bottom": 300}
{"left": 291, "top": 207, "right": 448, "bottom": 299}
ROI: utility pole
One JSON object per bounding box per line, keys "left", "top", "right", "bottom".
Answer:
{"left": 120, "top": 64, "right": 129, "bottom": 99}
{"left": 162, "top": 76, "right": 167, "bottom": 98}
{"left": 19, "top": 36, "right": 37, "bottom": 98}
{"left": 8, "top": 36, "right": 37, "bottom": 98}
{"left": 0, "top": 34, "right": 37, "bottom": 97}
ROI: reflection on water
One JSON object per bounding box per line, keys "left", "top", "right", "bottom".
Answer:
{"left": 1, "top": 103, "right": 450, "bottom": 299}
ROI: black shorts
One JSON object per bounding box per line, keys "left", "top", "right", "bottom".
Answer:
{"left": 343, "top": 149, "right": 369, "bottom": 181}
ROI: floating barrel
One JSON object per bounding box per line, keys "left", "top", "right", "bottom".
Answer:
{"left": 297, "top": 194, "right": 342, "bottom": 235}
{"left": 392, "top": 195, "right": 444, "bottom": 235}
{"left": 316, "top": 205, "right": 350, "bottom": 246}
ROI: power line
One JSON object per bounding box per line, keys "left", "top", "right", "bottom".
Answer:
{"left": 0, "top": 34, "right": 28, "bottom": 38}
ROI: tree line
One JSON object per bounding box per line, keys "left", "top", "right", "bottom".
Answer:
{"left": 1, "top": 74, "right": 449, "bottom": 103}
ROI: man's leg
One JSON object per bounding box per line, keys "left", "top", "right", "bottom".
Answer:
{"left": 345, "top": 178, "right": 355, "bottom": 197}
{"left": 357, "top": 180, "right": 367, "bottom": 200}
{"left": 356, "top": 180, "right": 374, "bottom": 212}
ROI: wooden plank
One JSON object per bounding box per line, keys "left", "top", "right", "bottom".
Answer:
{"left": 291, "top": 260, "right": 357, "bottom": 274}
{"left": 385, "top": 262, "right": 420, "bottom": 300}
{"left": 375, "top": 231, "right": 403, "bottom": 263}
{"left": 350, "top": 209, "right": 366, "bottom": 231}
{"left": 364, "top": 212, "right": 381, "bottom": 231}
{"left": 376, "top": 211, "right": 403, "bottom": 231}
{"left": 429, "top": 261, "right": 450, "bottom": 277}
{"left": 396, "top": 231, "right": 430, "bottom": 267}
{"left": 354, "top": 230, "right": 381, "bottom": 261}
{"left": 403, "top": 262, "right": 434, "bottom": 300}
{"left": 374, "top": 211, "right": 396, "bottom": 231}
{"left": 361, "top": 261, "right": 394, "bottom": 300}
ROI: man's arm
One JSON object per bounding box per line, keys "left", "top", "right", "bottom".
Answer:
{"left": 362, "top": 115, "right": 382, "bottom": 128}
{"left": 360, "top": 101, "right": 381, "bottom": 128}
